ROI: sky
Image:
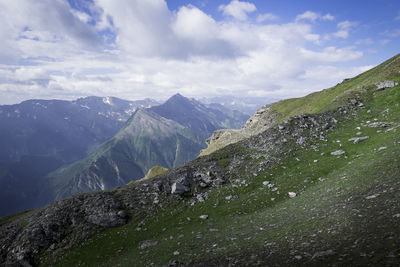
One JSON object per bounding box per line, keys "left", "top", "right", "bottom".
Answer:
{"left": 0, "top": 0, "right": 399, "bottom": 105}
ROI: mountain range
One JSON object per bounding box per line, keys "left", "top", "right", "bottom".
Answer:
{"left": 47, "top": 93, "right": 248, "bottom": 200}
{"left": 0, "top": 94, "right": 248, "bottom": 216}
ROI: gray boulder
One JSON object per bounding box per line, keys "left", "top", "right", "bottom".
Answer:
{"left": 375, "top": 80, "right": 398, "bottom": 92}
{"left": 171, "top": 183, "right": 190, "bottom": 195}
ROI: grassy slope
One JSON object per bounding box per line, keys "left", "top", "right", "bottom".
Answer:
{"left": 41, "top": 56, "right": 400, "bottom": 266}
{"left": 201, "top": 54, "right": 400, "bottom": 157}
{"left": 272, "top": 54, "right": 400, "bottom": 122}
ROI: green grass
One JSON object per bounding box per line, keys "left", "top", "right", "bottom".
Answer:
{"left": 39, "top": 74, "right": 400, "bottom": 266}
{"left": 272, "top": 54, "right": 400, "bottom": 123}
{"left": 0, "top": 210, "right": 31, "bottom": 227}
{"left": 127, "top": 166, "right": 169, "bottom": 186}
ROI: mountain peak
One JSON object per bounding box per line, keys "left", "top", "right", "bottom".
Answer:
{"left": 166, "top": 93, "right": 191, "bottom": 104}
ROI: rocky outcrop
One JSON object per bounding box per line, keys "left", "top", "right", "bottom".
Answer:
{"left": 242, "top": 105, "right": 278, "bottom": 134}
{"left": 200, "top": 104, "right": 279, "bottom": 156}
{"left": 375, "top": 80, "right": 398, "bottom": 92}
{"left": 0, "top": 192, "right": 129, "bottom": 265}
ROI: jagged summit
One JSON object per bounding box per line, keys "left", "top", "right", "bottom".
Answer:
{"left": 157, "top": 93, "right": 197, "bottom": 111}
{"left": 151, "top": 94, "right": 222, "bottom": 135}
{"left": 167, "top": 93, "right": 186, "bottom": 101}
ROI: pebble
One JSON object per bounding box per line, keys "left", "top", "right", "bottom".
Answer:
{"left": 199, "top": 215, "right": 209, "bottom": 220}
{"left": 365, "top": 194, "right": 379, "bottom": 200}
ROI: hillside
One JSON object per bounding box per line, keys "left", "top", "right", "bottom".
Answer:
{"left": 0, "top": 54, "right": 399, "bottom": 266}
{"left": 201, "top": 55, "right": 400, "bottom": 156}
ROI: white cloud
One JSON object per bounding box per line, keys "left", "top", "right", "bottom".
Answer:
{"left": 218, "top": 0, "right": 256, "bottom": 21}
{"left": 355, "top": 38, "right": 374, "bottom": 45}
{"left": 296, "top": 11, "right": 319, "bottom": 22}
{"left": 331, "top": 20, "right": 358, "bottom": 39}
{"left": 333, "top": 30, "right": 349, "bottom": 39}
{"left": 173, "top": 6, "right": 217, "bottom": 42}
{"left": 256, "top": 13, "right": 278, "bottom": 23}
{"left": 337, "top": 20, "right": 358, "bottom": 30}
{"left": 295, "top": 11, "right": 334, "bottom": 22}
{"left": 300, "top": 65, "right": 373, "bottom": 82}
{"left": 0, "top": 0, "right": 101, "bottom": 63}
{"left": 383, "top": 28, "right": 400, "bottom": 37}
{"left": 95, "top": 0, "right": 175, "bottom": 57}
{"left": 72, "top": 9, "right": 92, "bottom": 23}
{"left": 0, "top": 0, "right": 369, "bottom": 106}
{"left": 322, "top": 13, "right": 334, "bottom": 21}
{"left": 301, "top": 47, "right": 363, "bottom": 63}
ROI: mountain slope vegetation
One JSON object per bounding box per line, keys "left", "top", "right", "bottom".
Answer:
{"left": 0, "top": 54, "right": 399, "bottom": 266}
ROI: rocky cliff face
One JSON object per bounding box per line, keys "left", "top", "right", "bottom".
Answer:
{"left": 201, "top": 104, "right": 278, "bottom": 156}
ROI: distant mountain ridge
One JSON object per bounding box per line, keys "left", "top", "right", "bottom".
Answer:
{"left": 0, "top": 96, "right": 159, "bottom": 216}
{"left": 200, "top": 95, "right": 279, "bottom": 115}
{"left": 48, "top": 94, "right": 248, "bottom": 200}
{"left": 0, "top": 96, "right": 158, "bottom": 162}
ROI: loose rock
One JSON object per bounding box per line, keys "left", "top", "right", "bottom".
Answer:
{"left": 368, "top": 122, "right": 390, "bottom": 128}
{"left": 199, "top": 215, "right": 209, "bottom": 220}
{"left": 348, "top": 136, "right": 369, "bottom": 144}
{"left": 139, "top": 240, "right": 158, "bottom": 250}
{"left": 331, "top": 150, "right": 345, "bottom": 156}
{"left": 375, "top": 80, "right": 398, "bottom": 92}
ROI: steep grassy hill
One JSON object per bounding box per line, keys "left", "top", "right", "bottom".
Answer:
{"left": 1, "top": 54, "right": 399, "bottom": 266}
{"left": 201, "top": 54, "right": 400, "bottom": 156}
